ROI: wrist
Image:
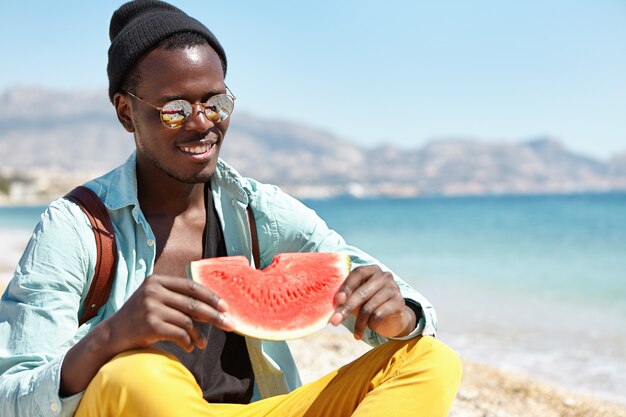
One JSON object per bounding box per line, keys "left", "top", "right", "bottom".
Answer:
{"left": 98, "top": 315, "right": 132, "bottom": 356}
{"left": 394, "top": 304, "right": 417, "bottom": 338}
{"left": 81, "top": 319, "right": 120, "bottom": 362}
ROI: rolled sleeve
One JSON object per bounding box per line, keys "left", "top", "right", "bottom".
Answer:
{"left": 0, "top": 353, "right": 84, "bottom": 417}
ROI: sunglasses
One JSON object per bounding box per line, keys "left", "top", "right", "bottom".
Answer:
{"left": 123, "top": 87, "right": 236, "bottom": 129}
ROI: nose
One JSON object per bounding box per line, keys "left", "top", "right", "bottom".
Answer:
{"left": 183, "top": 104, "right": 215, "bottom": 131}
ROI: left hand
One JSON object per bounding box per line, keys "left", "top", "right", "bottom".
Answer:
{"left": 329, "top": 265, "right": 417, "bottom": 340}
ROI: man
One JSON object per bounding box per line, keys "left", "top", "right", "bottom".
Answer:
{"left": 0, "top": 1, "right": 461, "bottom": 416}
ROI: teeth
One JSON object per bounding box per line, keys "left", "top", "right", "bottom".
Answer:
{"left": 180, "top": 143, "right": 212, "bottom": 154}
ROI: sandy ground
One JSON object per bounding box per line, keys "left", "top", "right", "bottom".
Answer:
{"left": 288, "top": 331, "right": 626, "bottom": 417}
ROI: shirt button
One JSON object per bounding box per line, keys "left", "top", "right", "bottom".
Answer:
{"left": 50, "top": 402, "right": 58, "bottom": 411}
{"left": 147, "top": 239, "right": 155, "bottom": 247}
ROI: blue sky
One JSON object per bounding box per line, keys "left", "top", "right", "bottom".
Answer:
{"left": 2, "top": 1, "right": 624, "bottom": 159}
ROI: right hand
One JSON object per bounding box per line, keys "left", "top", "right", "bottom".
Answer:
{"left": 105, "top": 275, "right": 234, "bottom": 353}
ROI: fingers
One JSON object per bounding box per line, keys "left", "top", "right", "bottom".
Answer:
{"left": 333, "top": 266, "right": 372, "bottom": 305}
{"left": 330, "top": 266, "right": 409, "bottom": 339}
{"left": 352, "top": 288, "right": 398, "bottom": 340}
{"left": 158, "top": 287, "right": 232, "bottom": 329}
{"left": 160, "top": 276, "right": 228, "bottom": 312}
{"left": 154, "top": 276, "right": 234, "bottom": 330}
{"left": 330, "top": 266, "right": 390, "bottom": 325}
{"left": 330, "top": 266, "right": 373, "bottom": 324}
{"left": 112, "top": 275, "right": 236, "bottom": 353}
{"left": 149, "top": 306, "right": 206, "bottom": 352}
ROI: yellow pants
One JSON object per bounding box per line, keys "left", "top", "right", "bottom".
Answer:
{"left": 76, "top": 336, "right": 462, "bottom": 417}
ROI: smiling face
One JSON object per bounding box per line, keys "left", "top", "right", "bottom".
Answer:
{"left": 114, "top": 42, "right": 229, "bottom": 185}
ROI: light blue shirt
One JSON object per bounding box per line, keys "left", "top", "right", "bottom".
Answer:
{"left": 0, "top": 153, "right": 437, "bottom": 417}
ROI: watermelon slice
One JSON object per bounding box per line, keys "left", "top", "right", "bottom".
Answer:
{"left": 188, "top": 252, "right": 351, "bottom": 340}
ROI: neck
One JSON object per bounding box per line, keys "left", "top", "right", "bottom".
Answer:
{"left": 136, "top": 162, "right": 207, "bottom": 217}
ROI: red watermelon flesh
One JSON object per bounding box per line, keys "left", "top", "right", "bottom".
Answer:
{"left": 188, "top": 252, "right": 351, "bottom": 340}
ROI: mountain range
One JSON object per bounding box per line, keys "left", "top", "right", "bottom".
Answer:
{"left": 1, "top": 86, "right": 625, "bottom": 200}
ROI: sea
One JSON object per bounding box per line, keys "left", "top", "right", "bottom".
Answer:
{"left": 1, "top": 192, "right": 625, "bottom": 403}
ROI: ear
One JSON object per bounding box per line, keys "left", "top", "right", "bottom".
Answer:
{"left": 113, "top": 92, "right": 135, "bottom": 133}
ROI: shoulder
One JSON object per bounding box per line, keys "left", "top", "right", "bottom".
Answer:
{"left": 44, "top": 196, "right": 94, "bottom": 236}
{"left": 213, "top": 159, "right": 284, "bottom": 208}
{"left": 239, "top": 172, "right": 321, "bottom": 234}
{"left": 214, "top": 159, "right": 330, "bottom": 249}
{"left": 40, "top": 196, "right": 96, "bottom": 261}
{"left": 81, "top": 153, "right": 139, "bottom": 211}
{"left": 9, "top": 196, "right": 96, "bottom": 296}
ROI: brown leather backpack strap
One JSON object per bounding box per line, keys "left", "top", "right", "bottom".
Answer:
{"left": 64, "top": 186, "right": 117, "bottom": 325}
{"left": 246, "top": 206, "right": 260, "bottom": 270}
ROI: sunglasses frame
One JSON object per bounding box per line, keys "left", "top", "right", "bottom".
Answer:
{"left": 123, "top": 87, "right": 236, "bottom": 129}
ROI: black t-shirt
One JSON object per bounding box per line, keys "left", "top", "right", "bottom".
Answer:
{"left": 155, "top": 182, "right": 254, "bottom": 403}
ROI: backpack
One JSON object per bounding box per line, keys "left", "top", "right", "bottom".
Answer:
{"left": 64, "top": 186, "right": 260, "bottom": 326}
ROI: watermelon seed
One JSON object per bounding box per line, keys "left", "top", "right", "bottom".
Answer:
{"left": 212, "top": 271, "right": 228, "bottom": 280}
{"left": 247, "top": 286, "right": 257, "bottom": 299}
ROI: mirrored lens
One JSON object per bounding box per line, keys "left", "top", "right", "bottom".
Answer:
{"left": 160, "top": 100, "right": 192, "bottom": 128}
{"left": 204, "top": 95, "right": 235, "bottom": 123}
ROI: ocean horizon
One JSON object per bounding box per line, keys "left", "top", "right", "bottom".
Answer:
{"left": 1, "top": 192, "right": 625, "bottom": 404}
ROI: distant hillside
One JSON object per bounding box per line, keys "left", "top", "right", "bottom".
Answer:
{"left": 1, "top": 86, "right": 625, "bottom": 200}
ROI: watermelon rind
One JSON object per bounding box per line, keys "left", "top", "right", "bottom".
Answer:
{"left": 189, "top": 252, "right": 351, "bottom": 341}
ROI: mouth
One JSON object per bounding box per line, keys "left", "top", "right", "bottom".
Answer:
{"left": 177, "top": 139, "right": 218, "bottom": 160}
{"left": 179, "top": 142, "right": 214, "bottom": 154}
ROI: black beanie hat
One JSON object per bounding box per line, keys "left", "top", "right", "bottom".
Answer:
{"left": 107, "top": 0, "right": 227, "bottom": 102}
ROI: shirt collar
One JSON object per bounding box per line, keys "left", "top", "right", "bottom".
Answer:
{"left": 98, "top": 152, "right": 252, "bottom": 211}
{"left": 101, "top": 151, "right": 141, "bottom": 211}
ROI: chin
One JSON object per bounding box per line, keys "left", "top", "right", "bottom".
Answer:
{"left": 171, "top": 163, "right": 218, "bottom": 184}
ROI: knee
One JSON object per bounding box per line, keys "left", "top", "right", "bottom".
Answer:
{"left": 389, "top": 337, "right": 462, "bottom": 415}
{"left": 103, "top": 349, "right": 161, "bottom": 380}
{"left": 411, "top": 336, "right": 463, "bottom": 392}
{"left": 78, "top": 349, "right": 202, "bottom": 416}
{"left": 426, "top": 337, "right": 463, "bottom": 382}
{"left": 86, "top": 349, "right": 184, "bottom": 399}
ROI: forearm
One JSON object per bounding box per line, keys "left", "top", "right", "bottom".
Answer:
{"left": 60, "top": 318, "right": 121, "bottom": 396}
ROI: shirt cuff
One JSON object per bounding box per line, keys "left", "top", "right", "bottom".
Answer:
{"left": 33, "top": 351, "right": 85, "bottom": 417}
